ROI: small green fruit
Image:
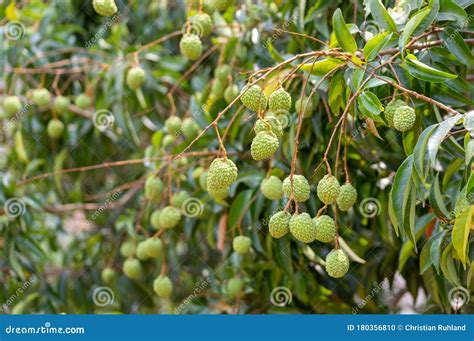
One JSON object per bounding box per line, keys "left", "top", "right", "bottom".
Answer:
{"left": 269, "top": 211, "right": 290, "bottom": 238}
{"left": 289, "top": 213, "right": 317, "bottom": 243}
{"left": 208, "top": 186, "right": 228, "bottom": 200}
{"left": 145, "top": 237, "right": 163, "bottom": 258}
{"left": 145, "top": 176, "right": 163, "bottom": 202}
{"left": 136, "top": 241, "right": 150, "bottom": 260}
{"left": 171, "top": 190, "right": 190, "bottom": 208}
{"left": 3, "top": 96, "right": 22, "bottom": 116}
{"left": 47, "top": 119, "right": 65, "bottom": 139}
{"left": 232, "top": 236, "right": 251, "bottom": 255}
{"left": 159, "top": 206, "right": 182, "bottom": 229}
{"left": 240, "top": 85, "right": 267, "bottom": 112}
{"left": 53, "top": 96, "right": 70, "bottom": 114}
{"left": 93, "top": 0, "right": 118, "bottom": 16}
{"left": 268, "top": 87, "right": 291, "bottom": 114}
{"left": 282, "top": 175, "right": 310, "bottom": 202}
{"left": 260, "top": 176, "right": 283, "bottom": 200}
{"left": 126, "top": 66, "right": 146, "bottom": 90}
{"left": 313, "top": 215, "right": 336, "bottom": 243}
{"left": 120, "top": 239, "right": 136, "bottom": 258}
{"left": 384, "top": 99, "right": 405, "bottom": 128}
{"left": 251, "top": 131, "right": 279, "bottom": 161}
{"left": 294, "top": 96, "right": 315, "bottom": 118}
{"left": 32, "top": 89, "right": 51, "bottom": 108}
{"left": 325, "top": 249, "right": 350, "bottom": 278}
{"left": 153, "top": 275, "right": 173, "bottom": 298}
{"left": 191, "top": 12, "right": 213, "bottom": 37}
{"left": 150, "top": 209, "right": 162, "bottom": 230}
{"left": 317, "top": 175, "right": 340, "bottom": 204}
{"left": 393, "top": 105, "right": 416, "bottom": 132}
{"left": 123, "top": 258, "right": 143, "bottom": 280}
{"left": 254, "top": 115, "right": 283, "bottom": 138}
{"left": 206, "top": 158, "right": 238, "bottom": 191}
{"left": 336, "top": 183, "right": 357, "bottom": 211}
{"left": 180, "top": 34, "right": 203, "bottom": 60}
{"left": 224, "top": 84, "right": 239, "bottom": 104}
{"left": 226, "top": 277, "right": 244, "bottom": 298}
{"left": 74, "top": 94, "right": 91, "bottom": 109}
{"left": 101, "top": 267, "right": 116, "bottom": 283}
{"left": 162, "top": 134, "right": 175, "bottom": 148}
{"left": 165, "top": 116, "right": 182, "bottom": 135}
{"left": 181, "top": 117, "right": 200, "bottom": 138}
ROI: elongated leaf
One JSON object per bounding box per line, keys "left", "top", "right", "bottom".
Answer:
{"left": 357, "top": 91, "right": 385, "bottom": 123}
{"left": 300, "top": 58, "right": 346, "bottom": 76}
{"left": 429, "top": 175, "right": 450, "bottom": 218}
{"left": 332, "top": 8, "right": 357, "bottom": 53}
{"left": 413, "top": 0, "right": 439, "bottom": 36}
{"left": 369, "top": 0, "right": 397, "bottom": 32}
{"left": 404, "top": 54, "right": 457, "bottom": 83}
{"left": 399, "top": 7, "right": 430, "bottom": 52}
{"left": 438, "top": 0, "right": 467, "bottom": 22}
{"left": 363, "top": 32, "right": 392, "bottom": 62}
{"left": 228, "top": 189, "right": 253, "bottom": 228}
{"left": 452, "top": 201, "right": 473, "bottom": 267}
{"left": 430, "top": 230, "right": 446, "bottom": 274}
{"left": 420, "top": 237, "right": 434, "bottom": 274}
{"left": 427, "top": 114, "right": 462, "bottom": 164}
{"left": 442, "top": 28, "right": 474, "bottom": 67}
{"left": 413, "top": 125, "right": 437, "bottom": 182}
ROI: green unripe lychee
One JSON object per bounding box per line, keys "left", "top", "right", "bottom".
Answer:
{"left": 126, "top": 66, "right": 146, "bottom": 90}
{"left": 101, "top": 267, "right": 116, "bottom": 283}
{"left": 162, "top": 134, "right": 175, "bottom": 148}
{"left": 224, "top": 84, "right": 239, "bottom": 104}
{"left": 123, "top": 258, "right": 143, "bottom": 280}
{"left": 206, "top": 158, "right": 238, "bottom": 191}
{"left": 214, "top": 65, "right": 231, "bottom": 81}
{"left": 232, "top": 236, "right": 251, "bottom": 255}
{"left": 384, "top": 99, "right": 405, "bottom": 128}
{"left": 191, "top": 12, "right": 213, "bottom": 37}
{"left": 192, "top": 167, "right": 204, "bottom": 180}
{"left": 165, "top": 116, "right": 182, "bottom": 135}
{"left": 74, "top": 94, "right": 91, "bottom": 109}
{"left": 136, "top": 241, "right": 150, "bottom": 260}
{"left": 260, "top": 176, "right": 283, "bottom": 200}
{"left": 153, "top": 275, "right": 173, "bottom": 298}
{"left": 145, "top": 237, "right": 163, "bottom": 258}
{"left": 336, "top": 183, "right": 357, "bottom": 211}
{"left": 47, "top": 119, "right": 65, "bottom": 139}
{"left": 251, "top": 131, "right": 279, "bottom": 161}
{"left": 269, "top": 210, "right": 290, "bottom": 238}
{"left": 159, "top": 206, "right": 182, "bottom": 229}
{"left": 120, "top": 239, "right": 136, "bottom": 258}
{"left": 180, "top": 34, "right": 203, "bottom": 60}
{"left": 171, "top": 190, "right": 190, "bottom": 208}
{"left": 93, "top": 0, "right": 118, "bottom": 16}
{"left": 181, "top": 117, "right": 199, "bottom": 138}
{"left": 269, "top": 87, "right": 291, "bottom": 114}
{"left": 208, "top": 186, "right": 228, "bottom": 200}
{"left": 240, "top": 85, "right": 267, "bottom": 112}
{"left": 145, "top": 176, "right": 163, "bottom": 202}
{"left": 282, "top": 175, "right": 310, "bottom": 202}
{"left": 289, "top": 213, "right": 317, "bottom": 243}
{"left": 393, "top": 105, "right": 416, "bottom": 132}
{"left": 325, "top": 249, "right": 350, "bottom": 278}
{"left": 3, "top": 96, "right": 22, "bottom": 116}
{"left": 295, "top": 96, "right": 315, "bottom": 118}
{"left": 53, "top": 96, "right": 70, "bottom": 114}
{"left": 317, "top": 175, "right": 341, "bottom": 204}
{"left": 32, "top": 89, "right": 51, "bottom": 108}
{"left": 254, "top": 115, "right": 283, "bottom": 138}
{"left": 150, "top": 209, "right": 162, "bottom": 230}
{"left": 313, "top": 215, "right": 336, "bottom": 243}
{"left": 226, "top": 277, "right": 244, "bottom": 298}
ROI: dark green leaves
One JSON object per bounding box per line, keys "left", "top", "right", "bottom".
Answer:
{"left": 368, "top": 0, "right": 397, "bottom": 32}
{"left": 357, "top": 91, "right": 385, "bottom": 123}
{"left": 441, "top": 28, "right": 474, "bottom": 67}
{"left": 363, "top": 32, "right": 392, "bottom": 62}
{"left": 332, "top": 8, "right": 357, "bottom": 53}
{"left": 427, "top": 114, "right": 462, "bottom": 164}
{"left": 403, "top": 54, "right": 457, "bottom": 83}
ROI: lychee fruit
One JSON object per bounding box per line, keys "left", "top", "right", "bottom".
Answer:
{"left": 179, "top": 34, "right": 203, "bottom": 60}
{"left": 289, "top": 213, "right": 317, "bottom": 243}
{"left": 153, "top": 275, "right": 173, "bottom": 298}
{"left": 101, "top": 267, "right": 116, "bottom": 283}
{"left": 92, "top": 0, "right": 118, "bottom": 16}
{"left": 191, "top": 12, "right": 213, "bottom": 37}
{"left": 295, "top": 96, "right": 315, "bottom": 118}
{"left": 325, "top": 249, "right": 350, "bottom": 278}
{"left": 317, "top": 175, "right": 340, "bottom": 204}
{"left": 171, "top": 190, "right": 190, "bottom": 208}
{"left": 120, "top": 239, "right": 136, "bottom": 258}
{"left": 126, "top": 66, "right": 146, "bottom": 90}
{"left": 3, "top": 96, "right": 22, "bottom": 116}
{"left": 53, "top": 96, "right": 70, "bottom": 114}
{"left": 226, "top": 277, "right": 244, "bottom": 298}
{"left": 47, "top": 119, "right": 65, "bottom": 139}
{"left": 240, "top": 84, "right": 267, "bottom": 112}
{"left": 150, "top": 209, "right": 162, "bottom": 230}
{"left": 206, "top": 158, "right": 238, "bottom": 191}
{"left": 251, "top": 131, "right": 279, "bottom": 161}
{"left": 74, "top": 93, "right": 91, "bottom": 109}
{"left": 269, "top": 211, "right": 290, "bottom": 238}
{"left": 254, "top": 115, "right": 283, "bottom": 138}
{"left": 145, "top": 237, "right": 163, "bottom": 258}
{"left": 165, "top": 116, "right": 182, "bottom": 135}
{"left": 260, "top": 176, "right": 283, "bottom": 200}
{"left": 282, "top": 175, "right": 310, "bottom": 202}
{"left": 224, "top": 84, "right": 239, "bottom": 104}
{"left": 159, "top": 206, "right": 182, "bottom": 229}
{"left": 384, "top": 99, "right": 405, "bottom": 128}
{"left": 232, "top": 236, "right": 251, "bottom": 255}
{"left": 269, "top": 87, "right": 291, "bottom": 114}
{"left": 313, "top": 215, "right": 336, "bottom": 243}
{"left": 393, "top": 105, "right": 416, "bottom": 132}
{"left": 145, "top": 176, "right": 163, "bottom": 202}
{"left": 336, "top": 183, "right": 357, "bottom": 211}
{"left": 123, "top": 258, "right": 143, "bottom": 280}
{"left": 32, "top": 89, "right": 51, "bottom": 108}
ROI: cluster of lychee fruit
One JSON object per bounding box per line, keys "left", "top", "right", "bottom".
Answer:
{"left": 384, "top": 99, "right": 416, "bottom": 132}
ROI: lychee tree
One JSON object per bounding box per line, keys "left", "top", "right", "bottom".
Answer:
{"left": 0, "top": 0, "right": 473, "bottom": 314}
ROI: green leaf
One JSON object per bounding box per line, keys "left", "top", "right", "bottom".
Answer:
{"left": 452, "top": 204, "right": 473, "bottom": 267}
{"left": 430, "top": 230, "right": 446, "bottom": 274}
{"left": 300, "top": 58, "right": 346, "bottom": 76}
{"left": 228, "top": 189, "right": 253, "bottom": 228}
{"left": 399, "top": 7, "right": 430, "bottom": 53}
{"left": 427, "top": 114, "right": 462, "bottom": 164}
{"left": 404, "top": 54, "right": 457, "bottom": 83}
{"left": 332, "top": 8, "right": 357, "bottom": 53}
{"left": 363, "top": 32, "right": 392, "bottom": 62}
{"left": 429, "top": 175, "right": 450, "bottom": 218}
{"left": 369, "top": 0, "right": 398, "bottom": 32}
{"left": 441, "top": 28, "right": 474, "bottom": 67}
{"left": 357, "top": 91, "right": 385, "bottom": 123}
{"left": 413, "top": 125, "right": 437, "bottom": 182}
{"left": 438, "top": 0, "right": 467, "bottom": 22}
{"left": 420, "top": 237, "right": 434, "bottom": 274}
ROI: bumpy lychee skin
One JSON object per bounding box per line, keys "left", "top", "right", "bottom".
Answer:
{"left": 240, "top": 85, "right": 267, "bottom": 112}
{"left": 233, "top": 236, "right": 251, "bottom": 255}
{"left": 150, "top": 209, "right": 162, "bottom": 230}
{"left": 123, "top": 258, "right": 143, "bottom": 280}
{"left": 101, "top": 267, "right": 116, "bottom": 283}
{"left": 32, "top": 89, "right": 51, "bottom": 108}
{"left": 3, "top": 96, "right": 22, "bottom": 116}
{"left": 260, "top": 176, "right": 283, "bottom": 200}
{"left": 53, "top": 96, "right": 70, "bottom": 114}
{"left": 393, "top": 105, "right": 416, "bottom": 132}
{"left": 336, "top": 183, "right": 357, "bottom": 211}
{"left": 179, "top": 34, "right": 203, "bottom": 60}
{"left": 295, "top": 96, "right": 315, "bottom": 117}
{"left": 226, "top": 277, "right": 244, "bottom": 298}
{"left": 224, "top": 84, "right": 239, "bottom": 104}
{"left": 171, "top": 190, "right": 190, "bottom": 208}
{"left": 289, "top": 213, "right": 317, "bottom": 243}
{"left": 47, "top": 119, "right": 65, "bottom": 139}
{"left": 208, "top": 186, "right": 229, "bottom": 201}
{"left": 317, "top": 175, "right": 341, "bottom": 204}
{"left": 159, "top": 206, "right": 182, "bottom": 229}
{"left": 74, "top": 94, "right": 91, "bottom": 109}
{"left": 269, "top": 87, "right": 292, "bottom": 114}
{"left": 153, "top": 275, "right": 173, "bottom": 298}
{"left": 126, "top": 66, "right": 146, "bottom": 90}
{"left": 93, "top": 0, "right": 118, "bottom": 16}
{"left": 282, "top": 175, "right": 310, "bottom": 202}
{"left": 384, "top": 99, "right": 405, "bottom": 128}
{"left": 325, "top": 249, "right": 350, "bottom": 278}
{"left": 120, "top": 240, "right": 135, "bottom": 258}
{"left": 145, "top": 176, "right": 163, "bottom": 202}
{"left": 206, "top": 158, "right": 238, "bottom": 191}
{"left": 269, "top": 210, "right": 290, "bottom": 238}
{"left": 192, "top": 12, "right": 212, "bottom": 36}
{"left": 145, "top": 237, "right": 163, "bottom": 258}
{"left": 254, "top": 115, "right": 283, "bottom": 138}
{"left": 251, "top": 131, "right": 279, "bottom": 161}
{"left": 313, "top": 215, "right": 336, "bottom": 243}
